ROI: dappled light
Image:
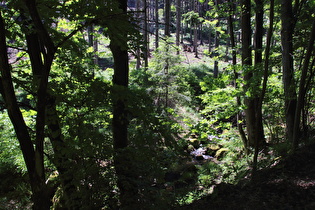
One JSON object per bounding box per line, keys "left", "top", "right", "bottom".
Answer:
{"left": 1, "top": 0, "right": 315, "bottom": 209}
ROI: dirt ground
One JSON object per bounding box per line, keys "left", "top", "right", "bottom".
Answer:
{"left": 177, "top": 142, "right": 315, "bottom": 210}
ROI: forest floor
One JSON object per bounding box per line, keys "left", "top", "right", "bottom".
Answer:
{"left": 177, "top": 142, "right": 315, "bottom": 209}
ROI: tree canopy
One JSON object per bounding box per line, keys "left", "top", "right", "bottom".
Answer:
{"left": 1, "top": 0, "right": 315, "bottom": 209}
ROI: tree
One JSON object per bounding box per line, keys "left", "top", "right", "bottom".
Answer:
{"left": 241, "top": 0, "right": 253, "bottom": 150}
{"left": 107, "top": 0, "right": 139, "bottom": 208}
{"left": 155, "top": 0, "right": 159, "bottom": 49}
{"left": 193, "top": 0, "right": 199, "bottom": 58}
{"left": 213, "top": 0, "right": 221, "bottom": 78}
{"left": 293, "top": 18, "right": 315, "bottom": 149}
{"left": 176, "top": 0, "right": 181, "bottom": 54}
{"left": 281, "top": 0, "right": 297, "bottom": 143}
{"left": 165, "top": 0, "right": 171, "bottom": 36}
{"left": 0, "top": 1, "right": 57, "bottom": 207}
{"left": 0, "top": 0, "right": 137, "bottom": 208}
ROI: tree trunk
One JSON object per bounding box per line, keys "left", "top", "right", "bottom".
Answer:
{"left": 242, "top": 0, "right": 256, "bottom": 148}
{"left": 143, "top": 0, "right": 148, "bottom": 67}
{"left": 293, "top": 19, "right": 315, "bottom": 149}
{"left": 193, "top": 0, "right": 198, "bottom": 58}
{"left": 136, "top": 0, "right": 141, "bottom": 69}
{"left": 155, "top": 0, "right": 159, "bottom": 49}
{"left": 252, "top": 0, "right": 266, "bottom": 177}
{"left": 227, "top": 0, "right": 248, "bottom": 152}
{"left": 281, "top": 0, "right": 297, "bottom": 143}
{"left": 0, "top": 11, "right": 51, "bottom": 210}
{"left": 176, "top": 0, "right": 181, "bottom": 54}
{"left": 165, "top": 0, "right": 171, "bottom": 36}
{"left": 109, "top": 0, "right": 134, "bottom": 208}
{"left": 213, "top": 21, "right": 220, "bottom": 77}
{"left": 208, "top": 26, "right": 212, "bottom": 54}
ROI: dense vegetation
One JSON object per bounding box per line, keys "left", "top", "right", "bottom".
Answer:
{"left": 1, "top": 0, "right": 315, "bottom": 209}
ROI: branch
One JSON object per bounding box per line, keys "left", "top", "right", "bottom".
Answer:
{"left": 57, "top": 11, "right": 131, "bottom": 49}
{"left": 56, "top": 20, "right": 93, "bottom": 49}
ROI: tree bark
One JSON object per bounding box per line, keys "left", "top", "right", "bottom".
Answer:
{"left": 193, "top": 0, "right": 199, "bottom": 58}
{"left": 176, "top": 0, "right": 181, "bottom": 54}
{"left": 109, "top": 0, "right": 134, "bottom": 208}
{"left": 165, "top": 0, "right": 171, "bottom": 36}
{"left": 155, "top": 0, "right": 159, "bottom": 49}
{"left": 281, "top": 0, "right": 297, "bottom": 143}
{"left": 252, "top": 0, "right": 266, "bottom": 177}
{"left": 0, "top": 11, "right": 51, "bottom": 210}
{"left": 228, "top": 0, "right": 248, "bottom": 153}
{"left": 143, "top": 0, "right": 149, "bottom": 67}
{"left": 213, "top": 21, "right": 220, "bottom": 77}
{"left": 293, "top": 19, "right": 315, "bottom": 149}
{"left": 242, "top": 0, "right": 256, "bottom": 148}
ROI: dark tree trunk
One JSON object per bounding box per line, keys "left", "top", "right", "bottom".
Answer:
{"left": 165, "top": 0, "right": 171, "bottom": 36}
{"left": 0, "top": 11, "right": 51, "bottom": 210}
{"left": 136, "top": 0, "right": 141, "bottom": 69}
{"left": 213, "top": 21, "right": 220, "bottom": 77}
{"left": 241, "top": 0, "right": 256, "bottom": 148}
{"left": 110, "top": 0, "right": 129, "bottom": 149}
{"left": 143, "top": 0, "right": 148, "bottom": 67}
{"left": 293, "top": 19, "right": 315, "bottom": 149}
{"left": 227, "top": 0, "right": 248, "bottom": 152}
{"left": 109, "top": 0, "right": 135, "bottom": 208}
{"left": 281, "top": 0, "right": 297, "bottom": 143}
{"left": 252, "top": 0, "right": 266, "bottom": 176}
{"left": 193, "top": 0, "right": 199, "bottom": 58}
{"left": 155, "top": 0, "right": 159, "bottom": 49}
{"left": 176, "top": 0, "right": 181, "bottom": 54}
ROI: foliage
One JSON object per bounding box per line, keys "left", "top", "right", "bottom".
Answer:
{"left": 199, "top": 69, "right": 239, "bottom": 124}
{"left": 0, "top": 113, "right": 31, "bottom": 208}
{"left": 182, "top": 11, "right": 204, "bottom": 26}
{"left": 1, "top": 0, "right": 315, "bottom": 208}
{"left": 131, "top": 39, "right": 197, "bottom": 108}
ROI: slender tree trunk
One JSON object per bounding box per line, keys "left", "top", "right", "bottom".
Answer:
{"left": 143, "top": 0, "right": 148, "bottom": 67}
{"left": 176, "top": 0, "right": 181, "bottom": 54}
{"left": 252, "top": 0, "right": 266, "bottom": 177}
{"left": 228, "top": 0, "right": 248, "bottom": 153}
{"left": 293, "top": 19, "right": 315, "bottom": 149}
{"left": 87, "top": 24, "right": 98, "bottom": 75}
{"left": 208, "top": 26, "right": 212, "bottom": 54}
{"left": 155, "top": 0, "right": 159, "bottom": 49}
{"left": 193, "top": 0, "right": 198, "bottom": 58}
{"left": 281, "top": 0, "right": 297, "bottom": 143}
{"left": 0, "top": 10, "right": 51, "bottom": 210}
{"left": 165, "top": 0, "right": 170, "bottom": 36}
{"left": 242, "top": 0, "right": 256, "bottom": 148}
{"left": 136, "top": 0, "right": 141, "bottom": 69}
{"left": 259, "top": 0, "right": 274, "bottom": 137}
{"left": 213, "top": 21, "right": 220, "bottom": 77}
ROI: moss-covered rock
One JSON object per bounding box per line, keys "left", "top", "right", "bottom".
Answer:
{"left": 188, "top": 138, "right": 200, "bottom": 148}
{"left": 205, "top": 143, "right": 221, "bottom": 156}
{"left": 215, "top": 148, "right": 229, "bottom": 160}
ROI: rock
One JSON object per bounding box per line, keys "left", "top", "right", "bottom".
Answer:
{"left": 190, "top": 147, "right": 207, "bottom": 157}
{"left": 187, "top": 144, "right": 195, "bottom": 153}
{"left": 205, "top": 143, "right": 221, "bottom": 156}
{"left": 202, "top": 155, "right": 213, "bottom": 160}
{"left": 206, "top": 144, "right": 221, "bottom": 151}
{"left": 188, "top": 138, "right": 200, "bottom": 148}
{"left": 215, "top": 148, "right": 229, "bottom": 160}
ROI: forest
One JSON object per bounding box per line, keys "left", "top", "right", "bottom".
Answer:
{"left": 1, "top": 0, "right": 315, "bottom": 209}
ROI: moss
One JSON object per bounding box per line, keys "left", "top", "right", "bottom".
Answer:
{"left": 188, "top": 138, "right": 200, "bottom": 148}
{"left": 215, "top": 148, "right": 229, "bottom": 160}
{"left": 206, "top": 144, "right": 221, "bottom": 151}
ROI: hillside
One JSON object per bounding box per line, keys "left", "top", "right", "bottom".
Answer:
{"left": 178, "top": 142, "right": 315, "bottom": 209}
